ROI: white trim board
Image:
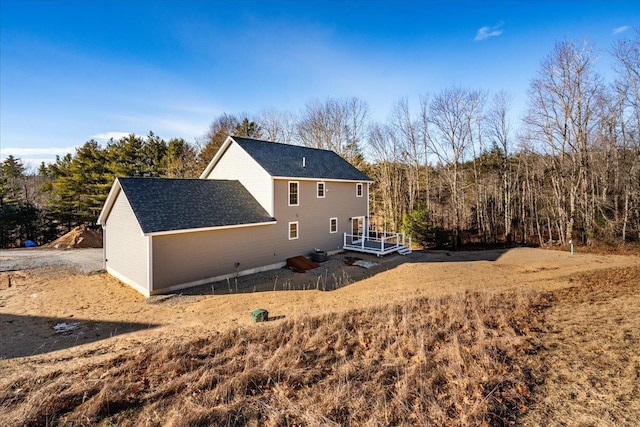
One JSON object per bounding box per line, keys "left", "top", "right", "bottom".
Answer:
{"left": 145, "top": 220, "right": 277, "bottom": 237}
{"left": 107, "top": 266, "right": 151, "bottom": 298}
{"left": 275, "top": 176, "right": 373, "bottom": 183}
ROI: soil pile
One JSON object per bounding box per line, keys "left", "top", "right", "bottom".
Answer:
{"left": 46, "top": 226, "right": 103, "bottom": 249}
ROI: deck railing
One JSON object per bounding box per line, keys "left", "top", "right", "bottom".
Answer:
{"left": 343, "top": 230, "right": 411, "bottom": 254}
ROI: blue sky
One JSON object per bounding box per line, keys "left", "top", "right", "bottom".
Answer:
{"left": 1, "top": 0, "right": 637, "bottom": 168}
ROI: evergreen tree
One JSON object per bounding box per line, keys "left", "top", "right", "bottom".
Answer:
{"left": 235, "top": 117, "right": 263, "bottom": 139}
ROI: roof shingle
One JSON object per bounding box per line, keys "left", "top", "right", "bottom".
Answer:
{"left": 231, "top": 136, "right": 371, "bottom": 181}
{"left": 118, "top": 178, "right": 275, "bottom": 234}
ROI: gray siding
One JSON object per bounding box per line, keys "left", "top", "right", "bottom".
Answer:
{"left": 150, "top": 180, "right": 367, "bottom": 292}
{"left": 273, "top": 179, "right": 368, "bottom": 254}
{"left": 152, "top": 224, "right": 281, "bottom": 291}
{"left": 104, "top": 190, "right": 148, "bottom": 293}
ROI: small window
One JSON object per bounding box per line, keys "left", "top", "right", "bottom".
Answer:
{"left": 317, "top": 182, "right": 325, "bottom": 198}
{"left": 289, "top": 181, "right": 299, "bottom": 206}
{"left": 288, "top": 221, "right": 299, "bottom": 240}
{"left": 356, "top": 183, "right": 363, "bottom": 197}
{"left": 330, "top": 217, "right": 338, "bottom": 234}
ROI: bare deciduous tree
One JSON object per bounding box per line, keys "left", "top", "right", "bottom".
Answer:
{"left": 524, "top": 40, "right": 604, "bottom": 245}
{"left": 259, "top": 108, "right": 297, "bottom": 144}
{"left": 427, "top": 87, "right": 485, "bottom": 243}
{"left": 488, "top": 91, "right": 515, "bottom": 241}
{"left": 611, "top": 28, "right": 640, "bottom": 242}
{"left": 296, "top": 97, "right": 369, "bottom": 167}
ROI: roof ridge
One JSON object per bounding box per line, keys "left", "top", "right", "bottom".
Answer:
{"left": 231, "top": 135, "right": 339, "bottom": 154}
{"left": 118, "top": 177, "right": 237, "bottom": 182}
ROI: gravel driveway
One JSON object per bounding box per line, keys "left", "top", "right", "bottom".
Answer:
{"left": 0, "top": 248, "right": 104, "bottom": 274}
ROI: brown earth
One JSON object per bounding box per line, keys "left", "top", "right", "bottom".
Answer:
{"left": 1, "top": 247, "right": 639, "bottom": 425}
{"left": 521, "top": 266, "right": 640, "bottom": 426}
{"left": 0, "top": 247, "right": 636, "bottom": 376}
{"left": 44, "top": 226, "right": 103, "bottom": 249}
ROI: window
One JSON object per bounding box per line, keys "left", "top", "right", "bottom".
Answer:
{"left": 356, "top": 183, "right": 363, "bottom": 197}
{"left": 288, "top": 181, "right": 299, "bottom": 206}
{"left": 317, "top": 182, "right": 325, "bottom": 198}
{"left": 288, "top": 221, "right": 299, "bottom": 240}
{"left": 330, "top": 217, "right": 338, "bottom": 234}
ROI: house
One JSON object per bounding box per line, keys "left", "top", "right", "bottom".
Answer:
{"left": 98, "top": 135, "right": 390, "bottom": 297}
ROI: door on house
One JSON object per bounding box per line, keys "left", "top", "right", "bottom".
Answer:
{"left": 351, "top": 216, "right": 364, "bottom": 243}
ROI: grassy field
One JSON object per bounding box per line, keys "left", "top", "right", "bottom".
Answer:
{"left": 1, "top": 291, "right": 540, "bottom": 426}
{"left": 521, "top": 266, "right": 640, "bottom": 426}
{"left": 1, "top": 263, "right": 638, "bottom": 426}
{"left": 1, "top": 247, "right": 639, "bottom": 426}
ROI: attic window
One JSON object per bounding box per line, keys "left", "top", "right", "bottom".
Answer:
{"left": 288, "top": 181, "right": 299, "bottom": 206}
{"left": 356, "top": 183, "right": 363, "bottom": 197}
{"left": 317, "top": 182, "right": 325, "bottom": 198}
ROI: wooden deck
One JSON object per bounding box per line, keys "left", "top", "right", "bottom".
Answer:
{"left": 343, "top": 232, "right": 412, "bottom": 256}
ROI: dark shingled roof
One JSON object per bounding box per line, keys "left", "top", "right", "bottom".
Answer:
{"left": 118, "top": 178, "right": 275, "bottom": 234}
{"left": 232, "top": 136, "right": 372, "bottom": 181}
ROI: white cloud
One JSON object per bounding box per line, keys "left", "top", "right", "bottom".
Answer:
{"left": 21, "top": 158, "right": 58, "bottom": 170}
{"left": 0, "top": 147, "right": 79, "bottom": 168}
{"left": 0, "top": 146, "right": 78, "bottom": 157}
{"left": 475, "top": 22, "right": 504, "bottom": 41}
{"left": 612, "top": 26, "right": 630, "bottom": 35}
{"left": 90, "top": 131, "right": 132, "bottom": 141}
{"left": 105, "top": 114, "right": 209, "bottom": 140}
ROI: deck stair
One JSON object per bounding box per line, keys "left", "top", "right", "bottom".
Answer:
{"left": 397, "top": 245, "right": 412, "bottom": 255}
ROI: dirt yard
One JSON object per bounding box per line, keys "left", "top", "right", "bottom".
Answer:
{"left": 0, "top": 247, "right": 637, "bottom": 377}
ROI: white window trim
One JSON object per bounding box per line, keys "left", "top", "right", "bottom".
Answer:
{"left": 329, "top": 217, "right": 338, "bottom": 234}
{"left": 356, "top": 183, "right": 363, "bottom": 197}
{"left": 317, "top": 181, "right": 326, "bottom": 198}
{"left": 288, "top": 221, "right": 299, "bottom": 240}
{"left": 288, "top": 181, "right": 299, "bottom": 206}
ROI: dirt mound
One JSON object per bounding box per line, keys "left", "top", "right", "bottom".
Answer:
{"left": 46, "top": 226, "right": 103, "bottom": 249}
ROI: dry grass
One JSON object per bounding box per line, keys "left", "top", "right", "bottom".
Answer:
{"left": 0, "top": 290, "right": 541, "bottom": 426}
{"left": 522, "top": 266, "right": 640, "bottom": 426}
{"left": 2, "top": 262, "right": 639, "bottom": 426}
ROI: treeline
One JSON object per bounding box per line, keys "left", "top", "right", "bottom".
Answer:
{"left": 369, "top": 34, "right": 640, "bottom": 247}
{"left": 1, "top": 32, "right": 638, "bottom": 248}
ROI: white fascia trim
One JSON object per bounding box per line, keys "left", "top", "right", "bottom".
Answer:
{"left": 274, "top": 176, "right": 374, "bottom": 183}
{"left": 97, "top": 179, "right": 122, "bottom": 225}
{"left": 150, "top": 261, "right": 287, "bottom": 295}
{"left": 107, "top": 266, "right": 151, "bottom": 298}
{"left": 145, "top": 220, "right": 277, "bottom": 237}
{"left": 199, "top": 136, "right": 235, "bottom": 179}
